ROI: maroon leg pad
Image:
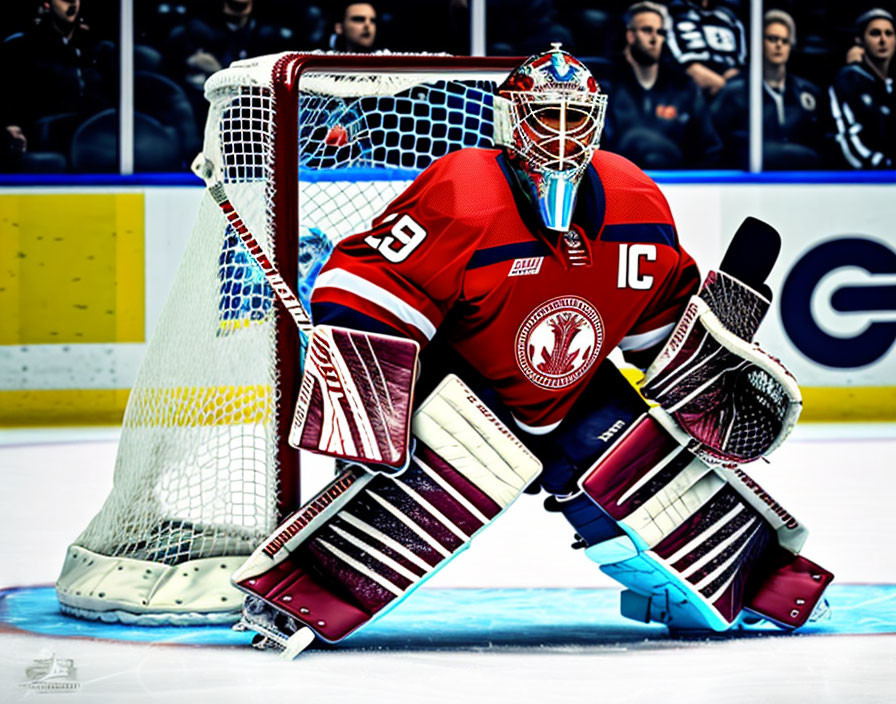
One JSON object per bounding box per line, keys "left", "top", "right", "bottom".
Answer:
{"left": 745, "top": 551, "right": 834, "bottom": 629}
{"left": 236, "top": 563, "right": 371, "bottom": 642}
{"left": 236, "top": 445, "right": 518, "bottom": 642}
{"left": 579, "top": 413, "right": 692, "bottom": 521}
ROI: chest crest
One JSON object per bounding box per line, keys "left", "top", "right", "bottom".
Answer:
{"left": 515, "top": 296, "right": 604, "bottom": 390}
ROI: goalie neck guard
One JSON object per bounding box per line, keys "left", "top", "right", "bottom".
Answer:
{"left": 493, "top": 44, "right": 607, "bottom": 232}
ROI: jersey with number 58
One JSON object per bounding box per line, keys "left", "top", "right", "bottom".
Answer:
{"left": 311, "top": 147, "right": 700, "bottom": 433}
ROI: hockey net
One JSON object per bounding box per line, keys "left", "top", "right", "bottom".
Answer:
{"left": 55, "top": 52, "right": 517, "bottom": 625}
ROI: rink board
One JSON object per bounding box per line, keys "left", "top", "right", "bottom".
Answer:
{"left": 2, "top": 176, "right": 895, "bottom": 425}
{"left": 2, "top": 585, "right": 894, "bottom": 650}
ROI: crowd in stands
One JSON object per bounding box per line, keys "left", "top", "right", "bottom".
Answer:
{"left": 1, "top": 0, "right": 894, "bottom": 173}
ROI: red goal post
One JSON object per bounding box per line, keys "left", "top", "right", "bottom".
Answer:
{"left": 55, "top": 52, "right": 520, "bottom": 625}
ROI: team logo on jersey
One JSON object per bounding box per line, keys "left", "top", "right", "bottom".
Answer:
{"left": 516, "top": 296, "right": 603, "bottom": 389}
{"left": 508, "top": 257, "right": 544, "bottom": 277}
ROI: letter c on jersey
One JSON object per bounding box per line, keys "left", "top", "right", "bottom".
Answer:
{"left": 781, "top": 237, "right": 896, "bottom": 368}
{"left": 617, "top": 244, "right": 656, "bottom": 290}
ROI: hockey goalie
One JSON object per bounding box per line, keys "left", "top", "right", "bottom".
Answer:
{"left": 229, "top": 45, "right": 832, "bottom": 657}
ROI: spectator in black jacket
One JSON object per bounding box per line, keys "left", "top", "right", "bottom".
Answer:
{"left": 166, "top": 0, "right": 297, "bottom": 135}
{"left": 828, "top": 8, "right": 895, "bottom": 169}
{"left": 168, "top": 0, "right": 296, "bottom": 94}
{"left": 1, "top": 0, "right": 111, "bottom": 171}
{"left": 710, "top": 9, "right": 823, "bottom": 169}
{"left": 604, "top": 2, "right": 722, "bottom": 169}
{"left": 664, "top": 0, "right": 747, "bottom": 96}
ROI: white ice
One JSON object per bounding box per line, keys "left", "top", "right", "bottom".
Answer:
{"left": 1, "top": 423, "right": 895, "bottom": 702}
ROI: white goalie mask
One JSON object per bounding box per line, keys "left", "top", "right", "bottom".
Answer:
{"left": 493, "top": 45, "right": 607, "bottom": 232}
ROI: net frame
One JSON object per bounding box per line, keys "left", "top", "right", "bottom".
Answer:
{"left": 55, "top": 52, "right": 520, "bottom": 625}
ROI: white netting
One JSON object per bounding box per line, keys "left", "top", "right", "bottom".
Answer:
{"left": 57, "top": 53, "right": 512, "bottom": 624}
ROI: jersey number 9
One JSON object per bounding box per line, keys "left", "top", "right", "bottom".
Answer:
{"left": 365, "top": 214, "right": 428, "bottom": 263}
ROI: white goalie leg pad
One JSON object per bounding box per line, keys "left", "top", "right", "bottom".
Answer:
{"left": 649, "top": 409, "right": 808, "bottom": 553}
{"left": 642, "top": 270, "right": 802, "bottom": 464}
{"left": 234, "top": 374, "right": 541, "bottom": 656}
{"left": 576, "top": 408, "right": 832, "bottom": 632}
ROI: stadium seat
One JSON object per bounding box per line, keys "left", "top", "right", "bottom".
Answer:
{"left": 135, "top": 71, "right": 201, "bottom": 164}
{"left": 69, "top": 109, "right": 182, "bottom": 172}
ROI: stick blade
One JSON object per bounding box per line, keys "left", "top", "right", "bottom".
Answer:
{"left": 719, "top": 217, "right": 781, "bottom": 300}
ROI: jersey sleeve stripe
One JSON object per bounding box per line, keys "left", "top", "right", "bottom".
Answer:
{"left": 314, "top": 268, "right": 438, "bottom": 340}
{"left": 600, "top": 223, "right": 678, "bottom": 248}
{"left": 312, "top": 290, "right": 432, "bottom": 345}
{"left": 310, "top": 301, "right": 408, "bottom": 338}
{"left": 618, "top": 323, "right": 676, "bottom": 352}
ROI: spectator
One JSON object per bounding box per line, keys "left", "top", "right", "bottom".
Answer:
{"left": 165, "top": 0, "right": 296, "bottom": 137}
{"left": 330, "top": 2, "right": 377, "bottom": 52}
{"left": 168, "top": 1, "right": 295, "bottom": 95}
{"left": 828, "top": 8, "right": 895, "bottom": 169}
{"left": 1, "top": 0, "right": 111, "bottom": 172}
{"left": 665, "top": 0, "right": 747, "bottom": 96}
{"left": 604, "top": 2, "right": 722, "bottom": 169}
{"left": 710, "top": 9, "right": 823, "bottom": 169}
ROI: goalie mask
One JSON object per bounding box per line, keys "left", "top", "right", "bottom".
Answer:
{"left": 494, "top": 44, "right": 607, "bottom": 232}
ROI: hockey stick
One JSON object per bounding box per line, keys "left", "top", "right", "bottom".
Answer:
{"left": 193, "top": 156, "right": 313, "bottom": 337}
{"left": 192, "top": 156, "right": 418, "bottom": 470}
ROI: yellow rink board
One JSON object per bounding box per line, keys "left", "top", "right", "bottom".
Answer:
{"left": 0, "top": 193, "right": 144, "bottom": 345}
{"left": 0, "top": 385, "right": 892, "bottom": 427}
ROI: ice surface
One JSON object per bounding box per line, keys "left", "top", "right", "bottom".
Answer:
{"left": 1, "top": 423, "right": 894, "bottom": 702}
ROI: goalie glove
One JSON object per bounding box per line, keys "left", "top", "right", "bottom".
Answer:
{"left": 641, "top": 218, "right": 801, "bottom": 463}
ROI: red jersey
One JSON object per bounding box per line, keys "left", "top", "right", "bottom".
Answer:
{"left": 311, "top": 148, "right": 699, "bottom": 432}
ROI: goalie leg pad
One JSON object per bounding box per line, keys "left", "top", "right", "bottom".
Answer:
{"left": 574, "top": 410, "right": 832, "bottom": 631}
{"left": 235, "top": 374, "right": 541, "bottom": 654}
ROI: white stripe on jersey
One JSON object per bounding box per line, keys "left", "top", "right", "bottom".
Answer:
{"left": 618, "top": 322, "right": 676, "bottom": 352}
{"left": 512, "top": 414, "right": 562, "bottom": 436}
{"left": 314, "top": 268, "right": 438, "bottom": 340}
{"left": 828, "top": 85, "right": 864, "bottom": 169}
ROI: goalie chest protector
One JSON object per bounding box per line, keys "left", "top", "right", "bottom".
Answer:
{"left": 313, "top": 147, "right": 700, "bottom": 433}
